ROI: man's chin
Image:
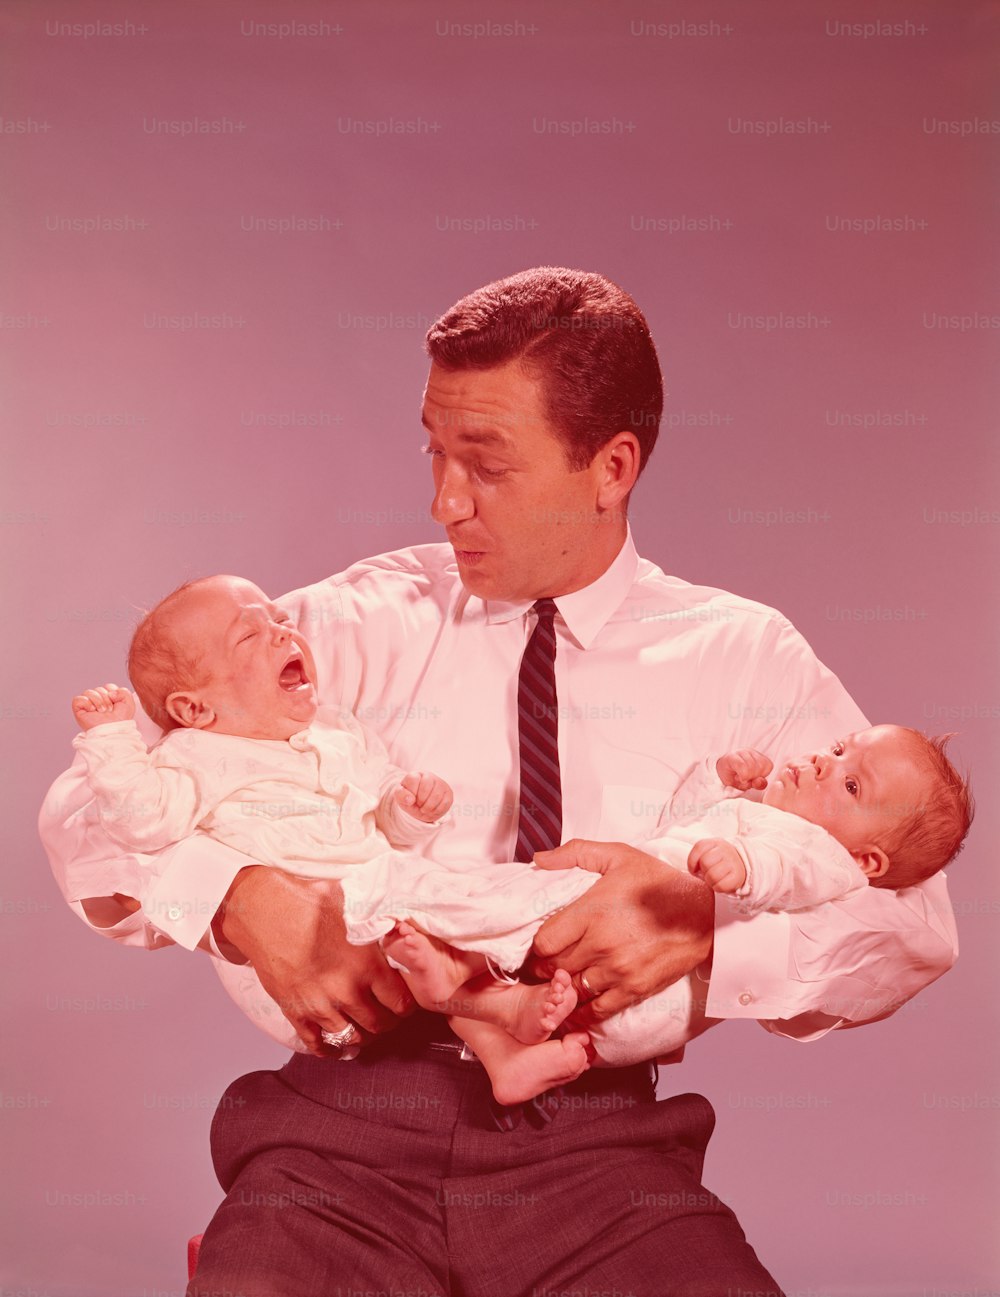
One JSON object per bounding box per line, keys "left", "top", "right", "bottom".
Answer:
{"left": 454, "top": 561, "right": 496, "bottom": 597}
{"left": 458, "top": 576, "right": 518, "bottom": 605}
{"left": 453, "top": 553, "right": 532, "bottom": 603}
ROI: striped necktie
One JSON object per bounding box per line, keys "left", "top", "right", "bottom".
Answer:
{"left": 514, "top": 598, "right": 562, "bottom": 862}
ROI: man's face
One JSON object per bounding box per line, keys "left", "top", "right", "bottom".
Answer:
{"left": 761, "top": 725, "right": 927, "bottom": 857}
{"left": 421, "top": 360, "right": 619, "bottom": 602}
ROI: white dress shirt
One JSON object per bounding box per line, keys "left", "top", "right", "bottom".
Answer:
{"left": 39, "top": 530, "right": 958, "bottom": 1044}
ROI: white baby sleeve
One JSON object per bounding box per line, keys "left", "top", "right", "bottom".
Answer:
{"left": 72, "top": 722, "right": 210, "bottom": 853}
{"left": 731, "top": 805, "right": 868, "bottom": 914}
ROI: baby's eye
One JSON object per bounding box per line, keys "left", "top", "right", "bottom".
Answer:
{"left": 238, "top": 631, "right": 257, "bottom": 644}
{"left": 420, "top": 443, "right": 443, "bottom": 459}
{"left": 845, "top": 777, "right": 859, "bottom": 796}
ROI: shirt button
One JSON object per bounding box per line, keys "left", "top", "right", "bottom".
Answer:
{"left": 738, "top": 991, "right": 753, "bottom": 1006}
{"left": 167, "top": 905, "right": 183, "bottom": 921}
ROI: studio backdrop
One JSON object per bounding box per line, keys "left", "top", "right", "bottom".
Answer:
{"left": 3, "top": 2, "right": 998, "bottom": 1294}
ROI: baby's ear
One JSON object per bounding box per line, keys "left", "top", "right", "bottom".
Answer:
{"left": 165, "top": 691, "right": 215, "bottom": 730}
{"left": 855, "top": 845, "right": 890, "bottom": 879}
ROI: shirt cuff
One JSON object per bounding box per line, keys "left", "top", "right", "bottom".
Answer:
{"left": 144, "top": 835, "right": 255, "bottom": 952}
{"left": 69, "top": 899, "right": 175, "bottom": 950}
{"left": 705, "top": 893, "right": 793, "bottom": 1019}
{"left": 758, "top": 1011, "right": 846, "bottom": 1042}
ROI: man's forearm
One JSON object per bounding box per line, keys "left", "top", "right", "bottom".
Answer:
{"left": 213, "top": 864, "right": 277, "bottom": 962}
{"left": 81, "top": 893, "right": 142, "bottom": 928}
{"left": 207, "top": 865, "right": 412, "bottom": 1048}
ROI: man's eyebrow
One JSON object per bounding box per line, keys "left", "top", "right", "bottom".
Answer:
{"left": 420, "top": 414, "right": 517, "bottom": 450}
{"left": 457, "top": 429, "right": 516, "bottom": 449}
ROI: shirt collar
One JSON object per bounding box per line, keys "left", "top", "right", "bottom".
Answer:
{"left": 483, "top": 526, "right": 639, "bottom": 650}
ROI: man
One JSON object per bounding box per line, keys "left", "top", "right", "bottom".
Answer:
{"left": 41, "top": 268, "right": 958, "bottom": 1296}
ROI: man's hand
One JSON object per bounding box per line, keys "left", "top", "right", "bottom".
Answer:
{"left": 527, "top": 840, "right": 714, "bottom": 1027}
{"left": 396, "top": 771, "right": 453, "bottom": 823}
{"left": 716, "top": 748, "right": 772, "bottom": 791}
{"left": 72, "top": 684, "right": 135, "bottom": 730}
{"left": 688, "top": 837, "right": 747, "bottom": 893}
{"left": 216, "top": 867, "right": 413, "bottom": 1055}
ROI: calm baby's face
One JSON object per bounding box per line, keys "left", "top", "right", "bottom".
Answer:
{"left": 163, "top": 576, "right": 318, "bottom": 740}
{"left": 762, "top": 725, "right": 928, "bottom": 871}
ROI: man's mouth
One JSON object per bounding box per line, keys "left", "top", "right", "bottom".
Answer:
{"left": 277, "top": 650, "right": 312, "bottom": 692}
{"left": 449, "top": 534, "right": 487, "bottom": 556}
{"left": 451, "top": 543, "right": 487, "bottom": 564}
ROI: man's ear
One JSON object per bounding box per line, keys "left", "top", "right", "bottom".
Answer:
{"left": 594, "top": 431, "right": 641, "bottom": 510}
{"left": 854, "top": 845, "right": 890, "bottom": 879}
{"left": 165, "top": 691, "right": 215, "bottom": 730}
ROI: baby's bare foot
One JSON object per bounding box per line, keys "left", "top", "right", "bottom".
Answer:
{"left": 507, "top": 968, "right": 579, "bottom": 1045}
{"left": 490, "top": 1032, "right": 591, "bottom": 1106}
{"left": 383, "top": 922, "right": 482, "bottom": 1010}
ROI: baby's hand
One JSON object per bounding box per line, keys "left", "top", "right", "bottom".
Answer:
{"left": 397, "top": 772, "right": 453, "bottom": 823}
{"left": 716, "top": 748, "right": 772, "bottom": 791}
{"left": 688, "top": 837, "right": 747, "bottom": 893}
{"left": 72, "top": 684, "right": 135, "bottom": 730}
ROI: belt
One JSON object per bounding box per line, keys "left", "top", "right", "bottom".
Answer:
{"left": 359, "top": 1012, "right": 483, "bottom": 1063}
{"left": 358, "top": 1013, "right": 656, "bottom": 1097}
{"left": 297, "top": 1014, "right": 657, "bottom": 1132}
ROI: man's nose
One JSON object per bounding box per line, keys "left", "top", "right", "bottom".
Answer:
{"left": 430, "top": 466, "right": 475, "bottom": 525}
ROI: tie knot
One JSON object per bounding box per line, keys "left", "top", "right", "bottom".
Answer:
{"left": 533, "top": 598, "right": 557, "bottom": 624}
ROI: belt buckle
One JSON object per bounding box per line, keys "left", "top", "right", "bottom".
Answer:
{"left": 428, "top": 1040, "right": 478, "bottom": 1063}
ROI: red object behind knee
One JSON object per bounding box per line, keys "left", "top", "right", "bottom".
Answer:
{"left": 187, "top": 1234, "right": 203, "bottom": 1281}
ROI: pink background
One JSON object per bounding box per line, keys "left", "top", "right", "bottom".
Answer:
{"left": 4, "top": 2, "right": 998, "bottom": 1293}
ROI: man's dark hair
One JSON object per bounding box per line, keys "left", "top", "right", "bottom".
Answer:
{"left": 425, "top": 267, "right": 663, "bottom": 474}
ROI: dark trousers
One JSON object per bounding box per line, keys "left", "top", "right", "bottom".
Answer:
{"left": 188, "top": 1017, "right": 784, "bottom": 1297}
